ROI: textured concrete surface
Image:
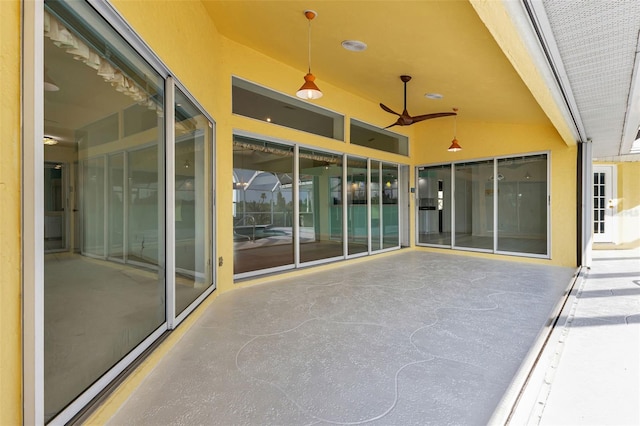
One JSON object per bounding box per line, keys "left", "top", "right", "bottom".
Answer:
{"left": 535, "top": 248, "right": 640, "bottom": 425}
{"left": 107, "top": 251, "right": 574, "bottom": 426}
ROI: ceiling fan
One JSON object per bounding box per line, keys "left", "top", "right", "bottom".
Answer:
{"left": 380, "top": 75, "right": 456, "bottom": 129}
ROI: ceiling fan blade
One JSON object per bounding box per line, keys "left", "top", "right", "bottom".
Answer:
{"left": 384, "top": 116, "right": 406, "bottom": 129}
{"left": 380, "top": 103, "right": 401, "bottom": 116}
{"left": 409, "top": 112, "right": 457, "bottom": 123}
{"left": 380, "top": 76, "right": 450, "bottom": 128}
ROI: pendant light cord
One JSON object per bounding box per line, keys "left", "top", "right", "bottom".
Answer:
{"left": 453, "top": 108, "right": 459, "bottom": 137}
{"left": 307, "top": 18, "right": 312, "bottom": 74}
{"left": 454, "top": 115, "right": 457, "bottom": 137}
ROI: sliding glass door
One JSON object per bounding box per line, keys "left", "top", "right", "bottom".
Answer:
{"left": 299, "top": 149, "right": 344, "bottom": 264}
{"left": 347, "top": 156, "right": 369, "bottom": 256}
{"left": 44, "top": 0, "right": 166, "bottom": 417}
{"left": 174, "top": 88, "right": 215, "bottom": 314}
{"left": 39, "top": 2, "right": 216, "bottom": 422}
{"left": 108, "top": 153, "right": 125, "bottom": 261}
{"left": 232, "top": 138, "right": 404, "bottom": 277}
{"left": 417, "top": 154, "right": 549, "bottom": 258}
{"left": 233, "top": 137, "right": 294, "bottom": 275}
{"left": 417, "top": 164, "right": 452, "bottom": 246}
{"left": 454, "top": 160, "right": 494, "bottom": 251}
{"left": 82, "top": 157, "right": 106, "bottom": 258}
{"left": 382, "top": 162, "right": 399, "bottom": 249}
{"left": 371, "top": 160, "right": 381, "bottom": 251}
{"left": 497, "top": 155, "right": 548, "bottom": 254}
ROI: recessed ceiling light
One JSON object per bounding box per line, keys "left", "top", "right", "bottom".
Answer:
{"left": 341, "top": 40, "right": 367, "bottom": 52}
{"left": 425, "top": 93, "right": 443, "bottom": 99}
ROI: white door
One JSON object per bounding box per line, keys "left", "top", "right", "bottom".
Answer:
{"left": 593, "top": 165, "right": 615, "bottom": 243}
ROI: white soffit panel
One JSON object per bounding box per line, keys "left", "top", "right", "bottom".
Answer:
{"left": 501, "top": 0, "right": 586, "bottom": 143}
{"left": 540, "top": 0, "right": 640, "bottom": 157}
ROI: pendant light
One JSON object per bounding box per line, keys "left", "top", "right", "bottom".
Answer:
{"left": 296, "top": 10, "right": 322, "bottom": 100}
{"left": 448, "top": 108, "right": 462, "bottom": 152}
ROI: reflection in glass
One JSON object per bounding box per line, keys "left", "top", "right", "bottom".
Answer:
{"left": 382, "top": 162, "right": 399, "bottom": 249}
{"left": 44, "top": 162, "right": 66, "bottom": 251}
{"left": 232, "top": 77, "right": 344, "bottom": 140}
{"left": 299, "top": 149, "right": 344, "bottom": 263}
{"left": 82, "top": 157, "right": 105, "bottom": 257}
{"left": 233, "top": 137, "right": 294, "bottom": 275}
{"left": 43, "top": 2, "right": 165, "bottom": 421}
{"left": 371, "top": 160, "right": 381, "bottom": 251}
{"left": 454, "top": 160, "right": 494, "bottom": 250}
{"left": 347, "top": 156, "right": 369, "bottom": 255}
{"left": 128, "top": 146, "right": 160, "bottom": 265}
{"left": 175, "top": 89, "right": 214, "bottom": 314}
{"left": 497, "top": 155, "right": 547, "bottom": 254}
{"left": 417, "top": 165, "right": 452, "bottom": 246}
{"left": 44, "top": 162, "right": 67, "bottom": 253}
{"left": 350, "top": 119, "right": 408, "bottom": 155}
{"left": 108, "top": 154, "right": 125, "bottom": 260}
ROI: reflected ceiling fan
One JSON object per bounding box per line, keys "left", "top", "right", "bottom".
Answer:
{"left": 380, "top": 75, "right": 456, "bottom": 129}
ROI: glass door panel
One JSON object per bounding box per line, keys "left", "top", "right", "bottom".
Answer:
{"left": 347, "top": 156, "right": 368, "bottom": 255}
{"left": 497, "top": 155, "right": 548, "bottom": 254}
{"left": 175, "top": 88, "right": 214, "bottom": 314}
{"left": 44, "top": 1, "right": 166, "bottom": 420}
{"left": 382, "top": 162, "right": 399, "bottom": 249}
{"left": 371, "top": 160, "right": 381, "bottom": 251}
{"left": 82, "top": 157, "right": 105, "bottom": 257}
{"left": 233, "top": 137, "right": 294, "bottom": 275}
{"left": 454, "top": 160, "right": 494, "bottom": 251}
{"left": 417, "top": 165, "right": 452, "bottom": 246}
{"left": 128, "top": 146, "right": 160, "bottom": 266}
{"left": 108, "top": 153, "right": 125, "bottom": 260}
{"left": 329, "top": 173, "right": 343, "bottom": 244}
{"left": 299, "top": 149, "right": 344, "bottom": 263}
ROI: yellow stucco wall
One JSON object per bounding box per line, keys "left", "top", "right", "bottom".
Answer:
{"left": 0, "top": 0, "right": 22, "bottom": 424}
{"left": 617, "top": 162, "right": 640, "bottom": 246}
{"left": 469, "top": 0, "right": 577, "bottom": 148}
{"left": 594, "top": 161, "right": 640, "bottom": 247}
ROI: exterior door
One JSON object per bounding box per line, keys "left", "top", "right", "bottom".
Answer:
{"left": 593, "top": 165, "right": 615, "bottom": 243}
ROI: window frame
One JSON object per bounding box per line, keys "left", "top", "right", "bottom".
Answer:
{"left": 349, "top": 118, "right": 409, "bottom": 156}
{"left": 232, "top": 76, "right": 345, "bottom": 141}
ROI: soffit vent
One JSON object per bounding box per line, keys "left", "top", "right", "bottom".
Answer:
{"left": 542, "top": 0, "right": 640, "bottom": 157}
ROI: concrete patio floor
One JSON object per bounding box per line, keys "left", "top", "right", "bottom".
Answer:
{"left": 510, "top": 247, "right": 640, "bottom": 425}
{"left": 106, "top": 250, "right": 575, "bottom": 425}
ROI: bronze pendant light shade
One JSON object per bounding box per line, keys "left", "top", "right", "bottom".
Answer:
{"left": 448, "top": 108, "right": 462, "bottom": 152}
{"left": 296, "top": 10, "right": 322, "bottom": 100}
